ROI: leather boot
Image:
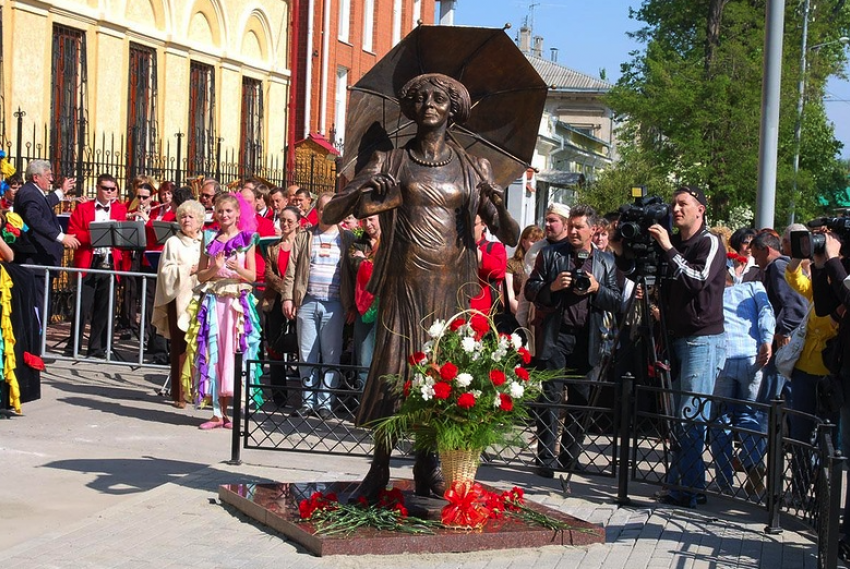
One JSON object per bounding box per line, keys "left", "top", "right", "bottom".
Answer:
{"left": 356, "top": 443, "right": 391, "bottom": 501}
{"left": 413, "top": 451, "right": 446, "bottom": 497}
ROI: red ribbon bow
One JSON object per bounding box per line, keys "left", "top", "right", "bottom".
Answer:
{"left": 441, "top": 481, "right": 490, "bottom": 528}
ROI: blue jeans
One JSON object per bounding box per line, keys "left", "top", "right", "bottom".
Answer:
{"left": 297, "top": 295, "right": 344, "bottom": 411}
{"left": 352, "top": 315, "right": 376, "bottom": 389}
{"left": 668, "top": 333, "right": 726, "bottom": 506}
{"left": 710, "top": 357, "right": 765, "bottom": 488}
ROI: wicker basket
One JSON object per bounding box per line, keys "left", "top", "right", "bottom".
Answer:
{"left": 440, "top": 448, "right": 481, "bottom": 490}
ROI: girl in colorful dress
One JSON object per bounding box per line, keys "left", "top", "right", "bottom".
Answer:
{"left": 192, "top": 193, "right": 261, "bottom": 430}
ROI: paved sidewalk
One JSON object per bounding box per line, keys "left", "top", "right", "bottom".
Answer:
{"left": 0, "top": 360, "right": 822, "bottom": 568}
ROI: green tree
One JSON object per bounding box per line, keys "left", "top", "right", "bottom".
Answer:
{"left": 599, "top": 0, "right": 850, "bottom": 228}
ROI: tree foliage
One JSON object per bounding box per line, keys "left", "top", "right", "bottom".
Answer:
{"left": 588, "top": 0, "right": 850, "bottom": 229}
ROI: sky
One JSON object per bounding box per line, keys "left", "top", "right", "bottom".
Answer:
{"left": 454, "top": 0, "right": 850, "bottom": 159}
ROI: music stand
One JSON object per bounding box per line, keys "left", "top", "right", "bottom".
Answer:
{"left": 151, "top": 221, "right": 180, "bottom": 245}
{"left": 258, "top": 236, "right": 279, "bottom": 256}
{"left": 144, "top": 251, "right": 162, "bottom": 270}
{"left": 90, "top": 221, "right": 147, "bottom": 251}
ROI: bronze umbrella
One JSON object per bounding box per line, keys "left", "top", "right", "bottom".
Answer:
{"left": 340, "top": 25, "right": 548, "bottom": 189}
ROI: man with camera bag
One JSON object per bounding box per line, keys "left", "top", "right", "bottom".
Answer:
{"left": 525, "top": 204, "right": 620, "bottom": 478}
{"left": 611, "top": 185, "right": 726, "bottom": 508}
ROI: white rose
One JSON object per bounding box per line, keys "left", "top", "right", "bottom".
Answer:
{"left": 461, "top": 337, "right": 477, "bottom": 353}
{"left": 423, "top": 340, "right": 434, "bottom": 354}
{"left": 471, "top": 389, "right": 482, "bottom": 398}
{"left": 456, "top": 373, "right": 473, "bottom": 387}
{"left": 493, "top": 396, "right": 502, "bottom": 409}
{"left": 420, "top": 384, "right": 435, "bottom": 401}
{"left": 413, "top": 373, "right": 427, "bottom": 387}
{"left": 471, "top": 352, "right": 481, "bottom": 362}
{"left": 428, "top": 320, "right": 447, "bottom": 339}
{"left": 490, "top": 348, "right": 506, "bottom": 363}
{"left": 510, "top": 333, "right": 523, "bottom": 350}
{"left": 498, "top": 335, "right": 510, "bottom": 351}
{"left": 509, "top": 381, "right": 525, "bottom": 399}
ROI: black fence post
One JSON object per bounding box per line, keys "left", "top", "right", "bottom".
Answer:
{"left": 174, "top": 131, "right": 183, "bottom": 185}
{"left": 229, "top": 350, "right": 243, "bottom": 465}
{"left": 616, "top": 373, "right": 634, "bottom": 505}
{"left": 13, "top": 108, "right": 24, "bottom": 174}
{"left": 215, "top": 137, "right": 222, "bottom": 181}
{"left": 765, "top": 398, "right": 784, "bottom": 534}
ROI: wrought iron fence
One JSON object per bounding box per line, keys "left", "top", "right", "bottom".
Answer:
{"left": 233, "top": 362, "right": 843, "bottom": 567}
{"left": 2, "top": 110, "right": 336, "bottom": 198}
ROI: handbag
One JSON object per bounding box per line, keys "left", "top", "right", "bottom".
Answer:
{"left": 271, "top": 318, "right": 298, "bottom": 355}
{"left": 774, "top": 309, "right": 810, "bottom": 378}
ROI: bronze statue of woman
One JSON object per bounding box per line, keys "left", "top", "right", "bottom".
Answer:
{"left": 323, "top": 73, "right": 519, "bottom": 498}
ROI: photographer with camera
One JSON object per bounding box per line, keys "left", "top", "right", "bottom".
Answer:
{"left": 611, "top": 185, "right": 727, "bottom": 508}
{"left": 800, "top": 223, "right": 850, "bottom": 554}
{"left": 525, "top": 204, "right": 621, "bottom": 478}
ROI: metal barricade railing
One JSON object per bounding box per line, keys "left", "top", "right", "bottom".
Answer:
{"left": 229, "top": 364, "right": 844, "bottom": 559}
{"left": 22, "top": 263, "right": 167, "bottom": 369}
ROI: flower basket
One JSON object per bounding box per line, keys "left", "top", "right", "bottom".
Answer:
{"left": 372, "top": 310, "right": 555, "bottom": 463}
{"left": 440, "top": 448, "right": 481, "bottom": 490}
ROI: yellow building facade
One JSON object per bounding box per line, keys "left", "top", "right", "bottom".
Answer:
{"left": 2, "top": 0, "right": 291, "bottom": 187}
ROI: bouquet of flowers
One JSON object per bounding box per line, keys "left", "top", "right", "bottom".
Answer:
{"left": 373, "top": 310, "right": 550, "bottom": 454}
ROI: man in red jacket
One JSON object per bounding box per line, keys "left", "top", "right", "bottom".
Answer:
{"left": 66, "top": 174, "right": 128, "bottom": 358}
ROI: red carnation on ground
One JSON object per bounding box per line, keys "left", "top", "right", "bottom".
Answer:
{"left": 433, "top": 382, "right": 452, "bottom": 399}
{"left": 489, "top": 369, "right": 506, "bottom": 386}
{"left": 517, "top": 347, "right": 532, "bottom": 364}
{"left": 449, "top": 317, "right": 466, "bottom": 331}
{"left": 470, "top": 313, "right": 490, "bottom": 339}
{"left": 498, "top": 393, "right": 513, "bottom": 411}
{"left": 440, "top": 361, "right": 458, "bottom": 380}
{"left": 457, "top": 392, "right": 476, "bottom": 409}
{"left": 408, "top": 351, "right": 426, "bottom": 365}
{"left": 514, "top": 366, "right": 530, "bottom": 381}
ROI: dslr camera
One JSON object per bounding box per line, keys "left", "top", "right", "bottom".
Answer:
{"left": 614, "top": 186, "right": 671, "bottom": 275}
{"left": 571, "top": 251, "right": 592, "bottom": 292}
{"left": 790, "top": 217, "right": 850, "bottom": 258}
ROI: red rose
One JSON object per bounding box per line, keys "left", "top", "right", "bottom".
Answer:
{"left": 514, "top": 366, "right": 529, "bottom": 381}
{"left": 433, "top": 382, "right": 452, "bottom": 399}
{"left": 498, "top": 393, "right": 513, "bottom": 411}
{"left": 403, "top": 380, "right": 412, "bottom": 397}
{"left": 470, "top": 313, "right": 490, "bottom": 339}
{"left": 489, "top": 369, "right": 506, "bottom": 386}
{"left": 440, "top": 361, "right": 458, "bottom": 380}
{"left": 408, "top": 351, "right": 426, "bottom": 365}
{"left": 457, "top": 392, "right": 476, "bottom": 409}
{"left": 449, "top": 317, "right": 466, "bottom": 331}
{"left": 517, "top": 347, "right": 532, "bottom": 364}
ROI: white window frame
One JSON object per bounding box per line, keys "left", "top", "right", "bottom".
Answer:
{"left": 392, "top": 0, "right": 402, "bottom": 46}
{"left": 334, "top": 67, "right": 348, "bottom": 147}
{"left": 362, "top": 0, "right": 374, "bottom": 52}
{"left": 338, "top": 0, "right": 351, "bottom": 42}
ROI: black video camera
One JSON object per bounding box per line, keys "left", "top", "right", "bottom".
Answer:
{"left": 572, "top": 251, "right": 592, "bottom": 292}
{"left": 614, "top": 187, "right": 671, "bottom": 275}
{"left": 789, "top": 217, "right": 850, "bottom": 258}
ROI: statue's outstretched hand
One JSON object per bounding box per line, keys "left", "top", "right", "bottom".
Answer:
{"left": 364, "top": 173, "right": 397, "bottom": 197}
{"left": 478, "top": 181, "right": 504, "bottom": 207}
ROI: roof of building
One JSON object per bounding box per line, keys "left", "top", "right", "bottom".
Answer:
{"left": 294, "top": 132, "right": 340, "bottom": 156}
{"left": 527, "top": 54, "right": 612, "bottom": 92}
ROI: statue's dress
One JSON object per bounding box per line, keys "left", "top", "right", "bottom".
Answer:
{"left": 348, "top": 146, "right": 483, "bottom": 426}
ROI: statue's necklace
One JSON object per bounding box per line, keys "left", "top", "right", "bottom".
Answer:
{"left": 408, "top": 147, "right": 454, "bottom": 168}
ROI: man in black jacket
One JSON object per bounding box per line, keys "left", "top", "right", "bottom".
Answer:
{"left": 810, "top": 230, "right": 850, "bottom": 555}
{"left": 611, "top": 185, "right": 727, "bottom": 508}
{"left": 525, "top": 204, "right": 621, "bottom": 478}
{"left": 14, "top": 160, "right": 79, "bottom": 323}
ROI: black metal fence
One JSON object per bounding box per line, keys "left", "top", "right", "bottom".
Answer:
{"left": 233, "top": 361, "right": 843, "bottom": 568}
{"left": 3, "top": 110, "right": 338, "bottom": 197}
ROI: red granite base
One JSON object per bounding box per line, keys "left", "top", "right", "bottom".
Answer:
{"left": 218, "top": 480, "right": 604, "bottom": 556}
